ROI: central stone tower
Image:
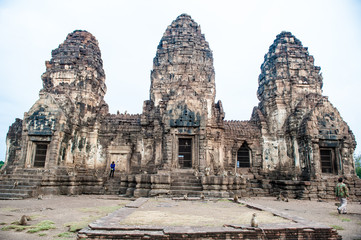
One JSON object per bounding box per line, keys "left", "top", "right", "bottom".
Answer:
{"left": 145, "top": 14, "right": 224, "bottom": 170}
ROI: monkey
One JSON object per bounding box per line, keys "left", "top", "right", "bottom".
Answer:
{"left": 277, "top": 192, "right": 289, "bottom": 202}
{"left": 37, "top": 194, "right": 43, "bottom": 200}
{"left": 233, "top": 194, "right": 239, "bottom": 203}
{"left": 19, "top": 215, "right": 30, "bottom": 225}
{"left": 200, "top": 193, "right": 205, "bottom": 200}
{"left": 183, "top": 194, "right": 188, "bottom": 200}
{"left": 13, "top": 181, "right": 18, "bottom": 189}
{"left": 251, "top": 213, "right": 258, "bottom": 227}
{"left": 276, "top": 193, "right": 281, "bottom": 201}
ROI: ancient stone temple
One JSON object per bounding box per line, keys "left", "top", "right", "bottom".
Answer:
{"left": 1, "top": 14, "right": 360, "bottom": 200}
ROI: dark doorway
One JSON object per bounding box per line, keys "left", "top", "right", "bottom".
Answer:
{"left": 237, "top": 143, "right": 250, "bottom": 168}
{"left": 178, "top": 138, "right": 192, "bottom": 168}
{"left": 320, "top": 148, "right": 337, "bottom": 174}
{"left": 34, "top": 143, "right": 48, "bottom": 167}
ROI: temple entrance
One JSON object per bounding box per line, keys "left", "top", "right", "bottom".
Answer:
{"left": 178, "top": 138, "right": 192, "bottom": 168}
{"left": 34, "top": 143, "right": 48, "bottom": 167}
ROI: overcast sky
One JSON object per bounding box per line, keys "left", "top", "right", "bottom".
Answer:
{"left": 0, "top": 0, "right": 360, "bottom": 162}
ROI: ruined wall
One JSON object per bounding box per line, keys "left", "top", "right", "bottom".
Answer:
{"left": 4, "top": 118, "right": 23, "bottom": 168}
{"left": 223, "top": 120, "right": 262, "bottom": 171}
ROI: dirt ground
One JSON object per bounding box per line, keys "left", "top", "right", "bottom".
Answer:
{"left": 0, "top": 195, "right": 131, "bottom": 240}
{"left": 0, "top": 195, "right": 360, "bottom": 240}
{"left": 249, "top": 197, "right": 361, "bottom": 240}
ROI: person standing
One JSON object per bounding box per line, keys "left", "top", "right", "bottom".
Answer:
{"left": 335, "top": 177, "right": 349, "bottom": 214}
{"left": 109, "top": 161, "right": 115, "bottom": 178}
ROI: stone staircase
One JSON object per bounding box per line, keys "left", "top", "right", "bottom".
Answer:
{"left": 0, "top": 169, "right": 42, "bottom": 200}
{"left": 247, "top": 178, "right": 271, "bottom": 197}
{"left": 170, "top": 171, "right": 203, "bottom": 197}
{"left": 103, "top": 174, "right": 122, "bottom": 195}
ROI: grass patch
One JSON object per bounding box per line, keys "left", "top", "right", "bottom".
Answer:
{"left": 65, "top": 221, "right": 88, "bottom": 232}
{"left": 38, "top": 233, "right": 47, "bottom": 236}
{"left": 29, "top": 214, "right": 42, "bottom": 220}
{"left": 78, "top": 205, "right": 123, "bottom": 214}
{"left": 1, "top": 207, "right": 19, "bottom": 212}
{"left": 27, "top": 220, "right": 55, "bottom": 233}
{"left": 65, "top": 215, "right": 99, "bottom": 232}
{"left": 341, "top": 218, "right": 351, "bottom": 222}
{"left": 331, "top": 225, "right": 344, "bottom": 230}
{"left": 56, "top": 232, "right": 74, "bottom": 238}
{"left": 1, "top": 224, "right": 27, "bottom": 231}
{"left": 0, "top": 222, "right": 7, "bottom": 225}
{"left": 1, "top": 220, "right": 55, "bottom": 233}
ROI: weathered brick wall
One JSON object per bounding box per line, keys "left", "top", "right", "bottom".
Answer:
{"left": 78, "top": 226, "right": 341, "bottom": 239}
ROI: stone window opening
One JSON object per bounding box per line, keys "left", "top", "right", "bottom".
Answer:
{"left": 320, "top": 148, "right": 337, "bottom": 174}
{"left": 237, "top": 143, "right": 251, "bottom": 168}
{"left": 33, "top": 143, "right": 48, "bottom": 168}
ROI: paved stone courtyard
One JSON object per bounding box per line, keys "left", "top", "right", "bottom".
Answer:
{"left": 117, "top": 198, "right": 291, "bottom": 226}
{"left": 0, "top": 195, "right": 360, "bottom": 239}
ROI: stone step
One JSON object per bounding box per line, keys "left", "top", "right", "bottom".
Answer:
{"left": 171, "top": 173, "right": 198, "bottom": 178}
{"left": 0, "top": 188, "right": 36, "bottom": 194}
{"left": 0, "top": 192, "right": 30, "bottom": 200}
{"left": 104, "top": 190, "right": 120, "bottom": 195}
{"left": 170, "top": 190, "right": 204, "bottom": 197}
{"left": 1, "top": 174, "right": 43, "bottom": 180}
{"left": 0, "top": 179, "right": 42, "bottom": 185}
{"left": 171, "top": 179, "right": 201, "bottom": 184}
{"left": 170, "top": 181, "right": 201, "bottom": 186}
{"left": 170, "top": 185, "right": 203, "bottom": 191}
{"left": 0, "top": 184, "right": 37, "bottom": 190}
{"left": 13, "top": 169, "right": 44, "bottom": 175}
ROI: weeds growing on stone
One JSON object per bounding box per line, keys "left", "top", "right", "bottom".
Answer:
{"left": 341, "top": 218, "right": 351, "bottom": 222}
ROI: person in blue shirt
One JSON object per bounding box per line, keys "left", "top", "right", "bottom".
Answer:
{"left": 109, "top": 161, "right": 115, "bottom": 178}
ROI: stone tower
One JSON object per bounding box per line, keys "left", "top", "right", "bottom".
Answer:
{"left": 150, "top": 14, "right": 216, "bottom": 117}
{"left": 145, "top": 14, "right": 224, "bottom": 170}
{"left": 254, "top": 31, "right": 356, "bottom": 178}
{"left": 17, "top": 30, "right": 108, "bottom": 170}
{"left": 41, "top": 30, "right": 108, "bottom": 122}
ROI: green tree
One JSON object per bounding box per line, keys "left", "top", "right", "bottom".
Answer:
{"left": 355, "top": 154, "right": 361, "bottom": 178}
{"left": 0, "top": 161, "right": 4, "bottom": 169}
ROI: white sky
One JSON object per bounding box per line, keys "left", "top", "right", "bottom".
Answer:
{"left": 0, "top": 0, "right": 360, "bottom": 161}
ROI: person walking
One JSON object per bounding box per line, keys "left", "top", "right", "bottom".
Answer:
{"left": 335, "top": 177, "right": 349, "bottom": 214}
{"left": 109, "top": 161, "right": 115, "bottom": 178}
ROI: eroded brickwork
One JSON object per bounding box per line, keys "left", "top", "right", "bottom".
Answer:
{"left": 2, "top": 15, "right": 359, "bottom": 200}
